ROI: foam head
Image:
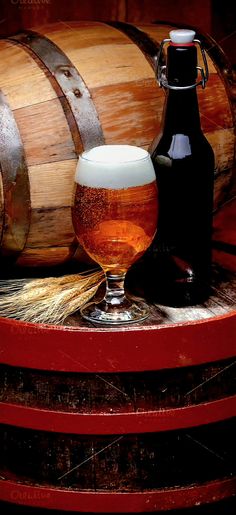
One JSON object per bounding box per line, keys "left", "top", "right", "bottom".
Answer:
{"left": 75, "top": 145, "right": 156, "bottom": 189}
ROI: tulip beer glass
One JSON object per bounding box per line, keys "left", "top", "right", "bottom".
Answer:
{"left": 72, "top": 145, "right": 158, "bottom": 324}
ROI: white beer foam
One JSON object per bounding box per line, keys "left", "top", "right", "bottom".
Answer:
{"left": 75, "top": 145, "right": 155, "bottom": 189}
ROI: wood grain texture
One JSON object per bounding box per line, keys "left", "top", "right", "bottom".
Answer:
{"left": 212, "top": 198, "right": 236, "bottom": 272}
{"left": 213, "top": 167, "right": 235, "bottom": 210}
{"left": 0, "top": 40, "right": 57, "bottom": 110}
{"left": 213, "top": 197, "right": 236, "bottom": 247}
{"left": 92, "top": 78, "right": 164, "bottom": 147}
{"left": 199, "top": 75, "right": 234, "bottom": 131}
{"left": 24, "top": 207, "right": 74, "bottom": 248}
{"left": 28, "top": 160, "right": 76, "bottom": 208}
{"left": 206, "top": 128, "right": 235, "bottom": 172}
{"left": 15, "top": 246, "right": 75, "bottom": 267}
{"left": 33, "top": 21, "right": 131, "bottom": 50}
{"left": 0, "top": 419, "right": 235, "bottom": 491}
{"left": 14, "top": 100, "right": 76, "bottom": 166}
{"left": 1, "top": 358, "right": 235, "bottom": 415}
{"left": 40, "top": 22, "right": 155, "bottom": 89}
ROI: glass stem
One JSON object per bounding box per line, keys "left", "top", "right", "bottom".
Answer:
{"left": 104, "top": 272, "right": 126, "bottom": 306}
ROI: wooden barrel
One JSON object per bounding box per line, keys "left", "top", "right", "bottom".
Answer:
{"left": 0, "top": 199, "right": 236, "bottom": 512}
{"left": 0, "top": 21, "right": 235, "bottom": 267}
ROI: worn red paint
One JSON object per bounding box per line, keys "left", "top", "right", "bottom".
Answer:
{"left": 1, "top": 395, "right": 235, "bottom": 435}
{"left": 0, "top": 310, "right": 235, "bottom": 373}
{"left": 0, "top": 478, "right": 235, "bottom": 512}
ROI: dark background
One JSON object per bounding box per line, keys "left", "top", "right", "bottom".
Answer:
{"left": 0, "top": 0, "right": 235, "bottom": 66}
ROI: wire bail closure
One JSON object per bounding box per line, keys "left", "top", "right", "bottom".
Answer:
{"left": 156, "top": 38, "right": 209, "bottom": 90}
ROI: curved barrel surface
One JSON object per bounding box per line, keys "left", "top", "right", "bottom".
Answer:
{"left": 0, "top": 21, "right": 234, "bottom": 266}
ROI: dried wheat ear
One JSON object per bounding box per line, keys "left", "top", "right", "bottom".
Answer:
{"left": 0, "top": 269, "right": 105, "bottom": 325}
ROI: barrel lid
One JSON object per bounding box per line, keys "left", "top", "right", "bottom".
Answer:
{"left": 169, "top": 29, "right": 195, "bottom": 44}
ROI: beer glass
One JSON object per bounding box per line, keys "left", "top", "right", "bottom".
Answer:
{"left": 72, "top": 145, "right": 158, "bottom": 324}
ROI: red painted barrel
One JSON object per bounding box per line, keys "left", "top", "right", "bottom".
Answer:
{"left": 0, "top": 199, "right": 236, "bottom": 513}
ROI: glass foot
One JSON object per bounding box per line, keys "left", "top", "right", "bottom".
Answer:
{"left": 80, "top": 297, "right": 150, "bottom": 325}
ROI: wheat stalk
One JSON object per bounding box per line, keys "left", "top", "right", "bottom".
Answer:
{"left": 0, "top": 269, "right": 105, "bottom": 325}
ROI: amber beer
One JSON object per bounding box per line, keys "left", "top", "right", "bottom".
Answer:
{"left": 72, "top": 145, "right": 158, "bottom": 274}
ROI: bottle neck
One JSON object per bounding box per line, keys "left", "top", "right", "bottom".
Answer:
{"left": 163, "top": 88, "right": 201, "bottom": 134}
{"left": 161, "top": 43, "right": 201, "bottom": 134}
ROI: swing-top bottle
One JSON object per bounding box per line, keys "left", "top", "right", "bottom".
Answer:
{"left": 149, "top": 29, "right": 215, "bottom": 306}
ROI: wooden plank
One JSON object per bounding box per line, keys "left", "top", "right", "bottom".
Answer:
{"left": 0, "top": 419, "right": 235, "bottom": 491}
{"left": 211, "top": 266, "right": 236, "bottom": 303}
{"left": 199, "top": 74, "right": 234, "bottom": 131}
{"left": 212, "top": 198, "right": 236, "bottom": 273}
{"left": 1, "top": 358, "right": 235, "bottom": 414}
{"left": 36, "top": 21, "right": 131, "bottom": 49}
{"left": 25, "top": 207, "right": 74, "bottom": 248}
{"left": 0, "top": 40, "right": 57, "bottom": 110}
{"left": 28, "top": 160, "right": 77, "bottom": 209}
{"left": 213, "top": 198, "right": 236, "bottom": 247}
{"left": 136, "top": 24, "right": 176, "bottom": 51}
{"left": 140, "top": 265, "right": 236, "bottom": 325}
{"left": 214, "top": 165, "right": 235, "bottom": 209}
{"left": 13, "top": 99, "right": 76, "bottom": 167}
{"left": 92, "top": 78, "right": 164, "bottom": 147}
{"left": 41, "top": 24, "right": 155, "bottom": 89}
{"left": 16, "top": 246, "right": 74, "bottom": 267}
{"left": 207, "top": 127, "right": 235, "bottom": 171}
{"left": 153, "top": 302, "right": 217, "bottom": 324}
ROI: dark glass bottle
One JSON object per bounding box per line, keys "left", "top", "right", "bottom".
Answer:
{"left": 148, "top": 29, "right": 215, "bottom": 306}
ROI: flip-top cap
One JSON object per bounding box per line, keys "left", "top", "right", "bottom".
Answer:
{"left": 169, "top": 29, "right": 195, "bottom": 44}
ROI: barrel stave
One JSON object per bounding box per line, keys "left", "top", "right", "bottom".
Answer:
{"left": 1, "top": 419, "right": 235, "bottom": 491}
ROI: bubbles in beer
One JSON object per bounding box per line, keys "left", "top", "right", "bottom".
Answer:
{"left": 75, "top": 145, "right": 155, "bottom": 189}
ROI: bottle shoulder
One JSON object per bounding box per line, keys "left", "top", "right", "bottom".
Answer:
{"left": 151, "top": 130, "right": 214, "bottom": 163}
